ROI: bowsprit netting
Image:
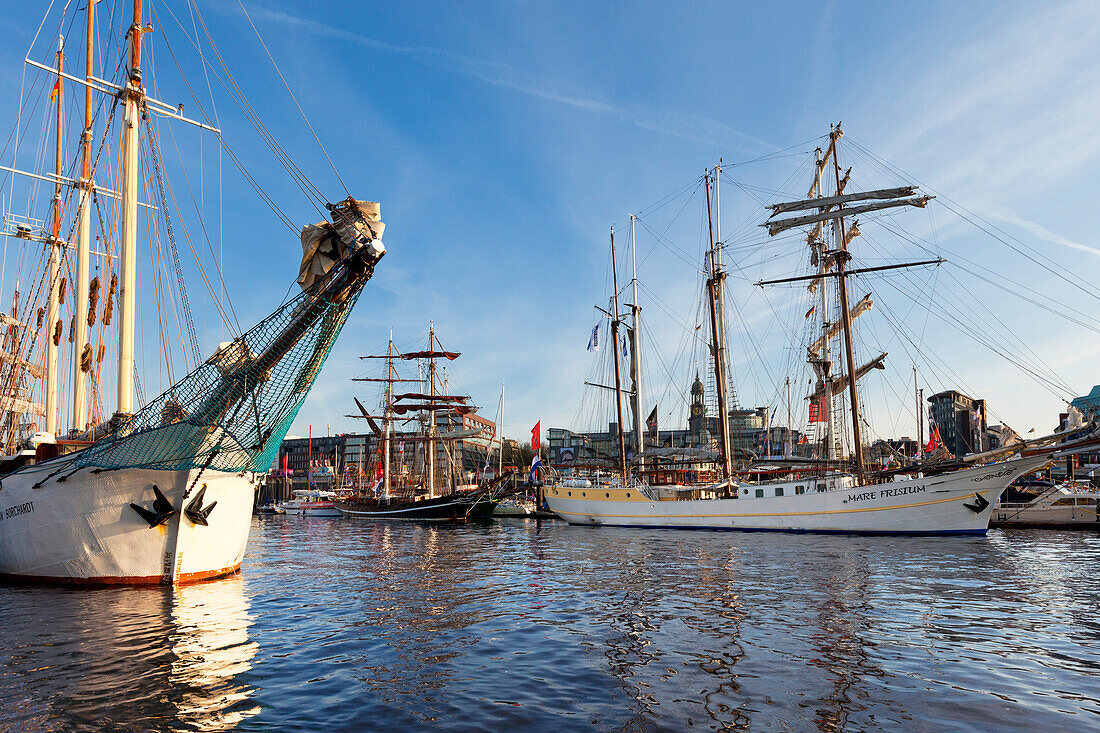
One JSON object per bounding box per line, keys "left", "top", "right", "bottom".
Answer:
{"left": 71, "top": 198, "right": 386, "bottom": 475}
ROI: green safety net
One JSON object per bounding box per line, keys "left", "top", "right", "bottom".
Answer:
{"left": 70, "top": 199, "right": 384, "bottom": 475}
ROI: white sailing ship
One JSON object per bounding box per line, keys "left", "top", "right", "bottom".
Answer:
{"left": 0, "top": 1, "right": 385, "bottom": 583}
{"left": 545, "top": 124, "right": 1096, "bottom": 534}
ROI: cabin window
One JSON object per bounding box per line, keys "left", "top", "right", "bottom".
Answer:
{"left": 817, "top": 483, "right": 826, "bottom": 492}
{"left": 755, "top": 489, "right": 764, "bottom": 498}
{"left": 796, "top": 485, "right": 805, "bottom": 495}
{"left": 775, "top": 487, "right": 784, "bottom": 497}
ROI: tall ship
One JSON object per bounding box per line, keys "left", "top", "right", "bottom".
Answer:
{"left": 545, "top": 124, "right": 1097, "bottom": 534}
{"left": 0, "top": 0, "right": 385, "bottom": 583}
{"left": 336, "top": 325, "right": 510, "bottom": 520}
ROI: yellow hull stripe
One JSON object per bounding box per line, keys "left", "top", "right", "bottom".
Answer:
{"left": 550, "top": 491, "right": 983, "bottom": 519}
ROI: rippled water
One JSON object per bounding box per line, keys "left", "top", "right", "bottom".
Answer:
{"left": 1, "top": 518, "right": 1098, "bottom": 731}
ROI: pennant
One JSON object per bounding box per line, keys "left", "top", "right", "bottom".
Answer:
{"left": 587, "top": 323, "right": 600, "bottom": 351}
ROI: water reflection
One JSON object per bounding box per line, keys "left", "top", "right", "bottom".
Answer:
{"left": 0, "top": 576, "right": 257, "bottom": 732}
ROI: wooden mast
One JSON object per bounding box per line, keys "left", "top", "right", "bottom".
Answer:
{"left": 828, "top": 124, "right": 865, "bottom": 480}
{"left": 71, "top": 0, "right": 95, "bottom": 434}
{"left": 116, "top": 0, "right": 143, "bottom": 417}
{"left": 44, "top": 36, "right": 65, "bottom": 435}
{"left": 704, "top": 170, "right": 733, "bottom": 478}
{"left": 608, "top": 227, "right": 628, "bottom": 477}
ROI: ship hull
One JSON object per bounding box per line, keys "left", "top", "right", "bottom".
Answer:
{"left": 0, "top": 458, "right": 257, "bottom": 585}
{"left": 281, "top": 502, "right": 341, "bottom": 517}
{"left": 545, "top": 457, "right": 1049, "bottom": 535}
{"left": 336, "top": 493, "right": 498, "bottom": 521}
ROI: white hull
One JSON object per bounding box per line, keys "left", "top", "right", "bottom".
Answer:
{"left": 281, "top": 503, "right": 341, "bottom": 517}
{"left": 545, "top": 457, "right": 1049, "bottom": 534}
{"left": 0, "top": 455, "right": 258, "bottom": 584}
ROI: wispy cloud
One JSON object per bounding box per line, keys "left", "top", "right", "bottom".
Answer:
{"left": 234, "top": 3, "right": 776, "bottom": 154}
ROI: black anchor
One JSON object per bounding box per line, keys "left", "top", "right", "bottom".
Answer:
{"left": 130, "top": 485, "right": 176, "bottom": 528}
{"left": 963, "top": 493, "right": 990, "bottom": 513}
{"left": 184, "top": 485, "right": 217, "bottom": 526}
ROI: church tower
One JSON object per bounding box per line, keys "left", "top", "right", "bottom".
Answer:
{"left": 688, "top": 372, "right": 705, "bottom": 440}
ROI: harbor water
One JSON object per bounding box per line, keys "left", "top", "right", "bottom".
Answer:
{"left": 1, "top": 518, "right": 1098, "bottom": 731}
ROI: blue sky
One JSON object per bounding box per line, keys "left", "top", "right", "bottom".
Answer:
{"left": 1, "top": 0, "right": 1098, "bottom": 445}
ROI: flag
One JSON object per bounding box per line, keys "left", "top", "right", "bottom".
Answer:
{"left": 798, "top": 434, "right": 809, "bottom": 445}
{"left": 587, "top": 323, "right": 600, "bottom": 351}
{"left": 804, "top": 305, "right": 815, "bottom": 319}
{"left": 621, "top": 333, "right": 629, "bottom": 357}
{"left": 925, "top": 423, "right": 940, "bottom": 453}
{"left": 530, "top": 454, "right": 543, "bottom": 483}
{"left": 50, "top": 80, "right": 59, "bottom": 104}
{"left": 646, "top": 405, "right": 658, "bottom": 441}
{"left": 531, "top": 420, "right": 541, "bottom": 453}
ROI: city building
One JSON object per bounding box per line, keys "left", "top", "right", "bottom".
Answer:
{"left": 927, "top": 390, "right": 988, "bottom": 458}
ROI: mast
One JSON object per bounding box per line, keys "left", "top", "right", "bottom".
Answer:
{"left": 383, "top": 330, "right": 393, "bottom": 500}
{"left": 811, "top": 147, "right": 838, "bottom": 462}
{"left": 704, "top": 170, "right": 733, "bottom": 478}
{"left": 44, "top": 36, "right": 64, "bottom": 435}
{"left": 497, "top": 381, "right": 504, "bottom": 475}
{"left": 828, "top": 124, "right": 866, "bottom": 480}
{"left": 608, "top": 227, "right": 628, "bottom": 477}
{"left": 628, "top": 214, "right": 644, "bottom": 464}
{"left": 913, "top": 365, "right": 921, "bottom": 453}
{"left": 785, "top": 375, "right": 793, "bottom": 457}
{"left": 71, "top": 0, "right": 95, "bottom": 434}
{"left": 116, "top": 0, "right": 144, "bottom": 417}
{"left": 426, "top": 322, "right": 437, "bottom": 497}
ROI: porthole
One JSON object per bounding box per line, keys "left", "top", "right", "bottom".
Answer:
{"left": 581, "top": 492, "right": 586, "bottom": 498}
{"left": 567, "top": 491, "right": 571, "bottom": 496}
{"left": 605, "top": 492, "right": 610, "bottom": 498}
{"left": 626, "top": 492, "right": 631, "bottom": 498}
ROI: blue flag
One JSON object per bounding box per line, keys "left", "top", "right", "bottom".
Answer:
{"left": 587, "top": 323, "right": 600, "bottom": 351}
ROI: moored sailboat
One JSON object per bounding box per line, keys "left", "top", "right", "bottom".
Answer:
{"left": 545, "top": 125, "right": 1096, "bottom": 534}
{"left": 0, "top": 0, "right": 387, "bottom": 583}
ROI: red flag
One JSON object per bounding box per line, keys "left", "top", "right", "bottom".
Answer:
{"left": 925, "top": 425, "right": 940, "bottom": 453}
{"left": 531, "top": 420, "right": 541, "bottom": 453}
{"left": 798, "top": 434, "right": 808, "bottom": 445}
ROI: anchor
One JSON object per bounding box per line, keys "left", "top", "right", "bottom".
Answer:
{"left": 184, "top": 485, "right": 217, "bottom": 526}
{"left": 963, "top": 493, "right": 990, "bottom": 513}
{"left": 130, "top": 486, "right": 176, "bottom": 528}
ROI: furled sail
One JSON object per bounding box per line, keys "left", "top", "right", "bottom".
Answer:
{"left": 298, "top": 198, "right": 385, "bottom": 290}
{"left": 763, "top": 196, "right": 933, "bottom": 236}
{"left": 768, "top": 187, "right": 918, "bottom": 217}
{"left": 807, "top": 352, "right": 887, "bottom": 401}
{"left": 807, "top": 293, "right": 873, "bottom": 354}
